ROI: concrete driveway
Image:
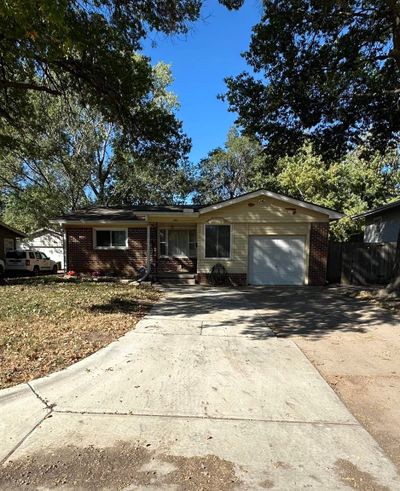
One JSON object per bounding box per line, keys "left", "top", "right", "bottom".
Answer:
{"left": 1, "top": 286, "right": 399, "bottom": 490}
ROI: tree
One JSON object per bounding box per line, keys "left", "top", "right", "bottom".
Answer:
{"left": 273, "top": 143, "right": 400, "bottom": 240}
{"left": 0, "top": 0, "right": 241, "bottom": 146}
{"left": 0, "top": 1, "right": 197, "bottom": 134}
{"left": 111, "top": 149, "right": 193, "bottom": 205}
{"left": 223, "top": 1, "right": 400, "bottom": 161}
{"left": 194, "top": 126, "right": 267, "bottom": 203}
{"left": 0, "top": 62, "right": 192, "bottom": 231}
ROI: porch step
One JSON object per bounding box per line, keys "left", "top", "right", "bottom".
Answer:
{"left": 157, "top": 272, "right": 196, "bottom": 279}
{"left": 156, "top": 273, "right": 196, "bottom": 286}
{"left": 159, "top": 278, "right": 197, "bottom": 286}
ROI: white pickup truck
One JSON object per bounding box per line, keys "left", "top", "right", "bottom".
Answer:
{"left": 5, "top": 250, "right": 58, "bottom": 275}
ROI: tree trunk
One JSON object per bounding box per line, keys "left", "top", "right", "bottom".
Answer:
{"left": 386, "top": 226, "right": 400, "bottom": 292}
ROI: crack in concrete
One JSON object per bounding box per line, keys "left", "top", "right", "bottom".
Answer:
{"left": 1, "top": 384, "right": 53, "bottom": 465}
{"left": 27, "top": 382, "right": 56, "bottom": 411}
{"left": 52, "top": 408, "right": 359, "bottom": 427}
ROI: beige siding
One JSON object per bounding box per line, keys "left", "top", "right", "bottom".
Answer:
{"left": 197, "top": 197, "right": 322, "bottom": 276}
{"left": 197, "top": 223, "right": 248, "bottom": 273}
{"left": 201, "top": 196, "right": 328, "bottom": 223}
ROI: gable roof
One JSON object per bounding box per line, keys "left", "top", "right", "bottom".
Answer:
{"left": 0, "top": 220, "right": 26, "bottom": 237}
{"left": 53, "top": 190, "right": 343, "bottom": 223}
{"left": 198, "top": 189, "right": 343, "bottom": 219}
{"left": 354, "top": 199, "right": 400, "bottom": 219}
{"left": 27, "top": 228, "right": 63, "bottom": 238}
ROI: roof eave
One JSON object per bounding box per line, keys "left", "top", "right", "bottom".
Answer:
{"left": 199, "top": 189, "right": 343, "bottom": 219}
{"left": 51, "top": 211, "right": 200, "bottom": 224}
{"left": 353, "top": 203, "right": 400, "bottom": 219}
{"left": 0, "top": 220, "right": 27, "bottom": 237}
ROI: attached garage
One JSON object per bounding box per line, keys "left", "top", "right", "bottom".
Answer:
{"left": 248, "top": 236, "right": 306, "bottom": 285}
{"left": 196, "top": 190, "right": 343, "bottom": 286}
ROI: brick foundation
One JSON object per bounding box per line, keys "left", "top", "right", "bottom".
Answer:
{"left": 196, "top": 272, "right": 247, "bottom": 287}
{"left": 308, "top": 223, "right": 329, "bottom": 285}
{"left": 66, "top": 227, "right": 152, "bottom": 277}
{"left": 157, "top": 257, "right": 197, "bottom": 273}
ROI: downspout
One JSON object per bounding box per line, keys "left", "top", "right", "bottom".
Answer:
{"left": 138, "top": 221, "right": 151, "bottom": 283}
{"left": 147, "top": 222, "right": 151, "bottom": 272}
{"left": 63, "top": 226, "right": 67, "bottom": 272}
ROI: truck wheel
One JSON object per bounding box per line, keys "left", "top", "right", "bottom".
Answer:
{"left": 0, "top": 265, "right": 3, "bottom": 277}
{"left": 33, "top": 266, "right": 40, "bottom": 276}
{"left": 52, "top": 265, "right": 58, "bottom": 274}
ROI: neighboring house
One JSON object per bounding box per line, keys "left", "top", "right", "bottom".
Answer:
{"left": 0, "top": 221, "right": 26, "bottom": 261}
{"left": 53, "top": 189, "right": 343, "bottom": 286}
{"left": 18, "top": 228, "right": 65, "bottom": 269}
{"left": 358, "top": 200, "right": 400, "bottom": 243}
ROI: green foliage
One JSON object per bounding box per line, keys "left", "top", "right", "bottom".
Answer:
{"left": 0, "top": 0, "right": 202, "bottom": 141}
{"left": 273, "top": 143, "right": 400, "bottom": 240}
{"left": 0, "top": 0, "right": 242, "bottom": 148}
{"left": 194, "top": 126, "right": 266, "bottom": 203}
{"left": 0, "top": 62, "right": 191, "bottom": 231}
{"left": 111, "top": 146, "right": 193, "bottom": 205}
{"left": 223, "top": 1, "right": 400, "bottom": 160}
{"left": 195, "top": 124, "right": 400, "bottom": 241}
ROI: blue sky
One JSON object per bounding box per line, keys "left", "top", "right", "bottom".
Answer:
{"left": 143, "top": 0, "right": 262, "bottom": 163}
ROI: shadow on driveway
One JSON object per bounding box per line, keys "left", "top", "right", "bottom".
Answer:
{"left": 155, "top": 286, "right": 399, "bottom": 341}
{"left": 242, "top": 286, "right": 399, "bottom": 339}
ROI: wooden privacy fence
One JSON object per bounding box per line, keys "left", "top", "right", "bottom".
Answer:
{"left": 327, "top": 242, "right": 397, "bottom": 285}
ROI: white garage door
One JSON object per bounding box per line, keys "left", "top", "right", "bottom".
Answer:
{"left": 248, "top": 236, "right": 306, "bottom": 285}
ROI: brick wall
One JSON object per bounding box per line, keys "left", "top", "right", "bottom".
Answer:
{"left": 196, "top": 273, "right": 247, "bottom": 286}
{"left": 308, "top": 222, "right": 329, "bottom": 285}
{"left": 66, "top": 227, "right": 150, "bottom": 277}
{"left": 157, "top": 257, "right": 197, "bottom": 273}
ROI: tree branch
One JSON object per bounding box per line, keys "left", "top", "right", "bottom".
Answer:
{"left": 0, "top": 79, "right": 61, "bottom": 95}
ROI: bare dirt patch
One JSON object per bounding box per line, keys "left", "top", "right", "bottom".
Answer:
{"left": 0, "top": 278, "right": 161, "bottom": 389}
{"left": 347, "top": 288, "right": 400, "bottom": 314}
{"left": 335, "top": 458, "right": 390, "bottom": 490}
{"left": 0, "top": 442, "right": 240, "bottom": 490}
{"left": 293, "top": 311, "right": 400, "bottom": 470}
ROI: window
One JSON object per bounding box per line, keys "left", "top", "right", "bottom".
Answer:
{"left": 189, "top": 230, "right": 197, "bottom": 257}
{"left": 6, "top": 250, "right": 26, "bottom": 259}
{"left": 29, "top": 252, "right": 35, "bottom": 259}
{"left": 35, "top": 252, "right": 41, "bottom": 259}
{"left": 205, "top": 225, "right": 231, "bottom": 259}
{"left": 94, "top": 229, "right": 128, "bottom": 249}
{"left": 373, "top": 217, "right": 383, "bottom": 236}
{"left": 159, "top": 229, "right": 197, "bottom": 257}
{"left": 159, "top": 229, "right": 167, "bottom": 256}
{"left": 40, "top": 252, "right": 49, "bottom": 260}
{"left": 4, "top": 238, "right": 14, "bottom": 254}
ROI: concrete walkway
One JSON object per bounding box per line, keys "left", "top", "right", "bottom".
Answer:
{"left": 1, "top": 287, "right": 399, "bottom": 489}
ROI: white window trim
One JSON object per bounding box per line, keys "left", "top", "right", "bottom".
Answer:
{"left": 204, "top": 224, "right": 232, "bottom": 260}
{"left": 93, "top": 228, "right": 129, "bottom": 250}
{"left": 158, "top": 228, "right": 197, "bottom": 258}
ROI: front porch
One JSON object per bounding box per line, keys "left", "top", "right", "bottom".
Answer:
{"left": 150, "top": 223, "right": 198, "bottom": 284}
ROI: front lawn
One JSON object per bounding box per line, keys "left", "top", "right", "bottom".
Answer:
{"left": 0, "top": 278, "right": 161, "bottom": 389}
